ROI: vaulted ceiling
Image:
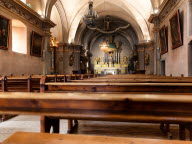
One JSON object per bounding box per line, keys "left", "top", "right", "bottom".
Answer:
{"left": 23, "top": 0, "right": 166, "bottom": 43}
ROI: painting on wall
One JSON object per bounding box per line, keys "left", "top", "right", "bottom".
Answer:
{"left": 169, "top": 10, "right": 182, "bottom": 49}
{"left": 31, "top": 31, "right": 43, "bottom": 57}
{"left": 0, "top": 15, "right": 10, "bottom": 50}
{"left": 159, "top": 26, "right": 168, "bottom": 55}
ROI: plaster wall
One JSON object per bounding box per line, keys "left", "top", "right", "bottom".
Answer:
{"left": 50, "top": 5, "right": 63, "bottom": 42}
{"left": 160, "top": 0, "right": 188, "bottom": 76}
{"left": 0, "top": 9, "right": 43, "bottom": 76}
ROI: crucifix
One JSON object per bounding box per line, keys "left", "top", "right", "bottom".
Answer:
{"left": 104, "top": 16, "right": 111, "bottom": 31}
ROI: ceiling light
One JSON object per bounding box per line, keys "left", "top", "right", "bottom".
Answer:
{"left": 154, "top": 8, "right": 159, "bottom": 14}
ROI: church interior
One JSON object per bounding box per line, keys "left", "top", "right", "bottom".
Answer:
{"left": 1, "top": 0, "right": 192, "bottom": 144}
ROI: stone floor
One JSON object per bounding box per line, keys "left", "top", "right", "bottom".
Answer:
{"left": 0, "top": 115, "right": 182, "bottom": 142}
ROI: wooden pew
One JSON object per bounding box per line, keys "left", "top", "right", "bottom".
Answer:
{"left": 41, "top": 81, "right": 192, "bottom": 93}
{"left": 3, "top": 76, "right": 32, "bottom": 92}
{"left": 2, "top": 132, "right": 192, "bottom": 144}
{"left": 39, "top": 75, "right": 192, "bottom": 138}
{"left": 0, "top": 76, "right": 32, "bottom": 121}
{"left": 1, "top": 92, "right": 192, "bottom": 140}
{"left": 97, "top": 74, "right": 192, "bottom": 80}
{"left": 0, "top": 74, "right": 102, "bottom": 120}
{"left": 69, "top": 78, "right": 192, "bottom": 83}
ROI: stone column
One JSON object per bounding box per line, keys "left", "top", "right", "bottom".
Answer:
{"left": 149, "top": 14, "right": 161, "bottom": 75}
{"left": 50, "top": 46, "right": 56, "bottom": 74}
{"left": 42, "top": 30, "right": 52, "bottom": 75}
{"left": 42, "top": 21, "right": 56, "bottom": 75}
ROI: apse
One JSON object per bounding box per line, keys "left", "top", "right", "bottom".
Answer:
{"left": 77, "top": 15, "right": 138, "bottom": 74}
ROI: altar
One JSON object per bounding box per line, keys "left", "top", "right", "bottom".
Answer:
{"left": 94, "top": 63, "right": 128, "bottom": 75}
{"left": 94, "top": 36, "right": 129, "bottom": 75}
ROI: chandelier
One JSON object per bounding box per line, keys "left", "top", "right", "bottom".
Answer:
{"left": 83, "top": 1, "right": 99, "bottom": 27}
{"left": 99, "top": 38, "right": 109, "bottom": 52}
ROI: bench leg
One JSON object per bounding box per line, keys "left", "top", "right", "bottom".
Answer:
{"left": 41, "top": 116, "right": 51, "bottom": 133}
{"left": 179, "top": 124, "right": 186, "bottom": 140}
{"left": 189, "top": 126, "right": 192, "bottom": 141}
{"left": 160, "top": 123, "right": 172, "bottom": 139}
{"left": 185, "top": 124, "right": 192, "bottom": 141}
{"left": 1, "top": 115, "right": 5, "bottom": 122}
{"left": 160, "top": 123, "right": 165, "bottom": 131}
{"left": 52, "top": 119, "right": 59, "bottom": 133}
{"left": 41, "top": 116, "right": 60, "bottom": 133}
{"left": 67, "top": 120, "right": 73, "bottom": 134}
{"left": 74, "top": 120, "right": 78, "bottom": 127}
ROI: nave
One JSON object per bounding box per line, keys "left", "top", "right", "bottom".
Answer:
{"left": 1, "top": 0, "right": 192, "bottom": 143}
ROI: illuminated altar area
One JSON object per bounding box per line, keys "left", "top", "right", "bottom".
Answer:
{"left": 94, "top": 36, "right": 129, "bottom": 75}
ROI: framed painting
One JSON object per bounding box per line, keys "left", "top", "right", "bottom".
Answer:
{"left": 169, "top": 10, "right": 182, "bottom": 49}
{"left": 31, "top": 31, "right": 43, "bottom": 57}
{"left": 159, "top": 26, "right": 168, "bottom": 55}
{"left": 0, "top": 15, "right": 10, "bottom": 50}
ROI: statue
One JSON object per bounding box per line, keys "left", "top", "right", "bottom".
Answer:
{"left": 145, "top": 53, "right": 150, "bottom": 66}
{"left": 123, "top": 56, "right": 128, "bottom": 64}
{"left": 69, "top": 54, "right": 75, "bottom": 66}
{"left": 116, "top": 41, "right": 119, "bottom": 49}
{"left": 94, "top": 57, "right": 100, "bottom": 64}
{"left": 108, "top": 52, "right": 114, "bottom": 63}
{"left": 50, "top": 37, "right": 57, "bottom": 47}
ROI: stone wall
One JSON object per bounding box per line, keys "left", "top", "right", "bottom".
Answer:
{"left": 159, "top": 0, "right": 189, "bottom": 76}
{"left": 0, "top": 8, "right": 44, "bottom": 75}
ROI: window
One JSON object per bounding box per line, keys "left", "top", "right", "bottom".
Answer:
{"left": 12, "top": 19, "right": 27, "bottom": 54}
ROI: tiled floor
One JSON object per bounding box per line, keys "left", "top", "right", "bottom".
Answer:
{"left": 0, "top": 115, "right": 181, "bottom": 142}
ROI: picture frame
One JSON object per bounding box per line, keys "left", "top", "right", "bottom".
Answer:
{"left": 0, "top": 15, "right": 10, "bottom": 50}
{"left": 31, "top": 31, "right": 43, "bottom": 57}
{"left": 159, "top": 26, "right": 168, "bottom": 55}
{"left": 169, "top": 10, "right": 183, "bottom": 49}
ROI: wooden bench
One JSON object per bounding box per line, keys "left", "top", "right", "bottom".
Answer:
{"left": 5, "top": 76, "right": 32, "bottom": 92}
{"left": 97, "top": 74, "right": 192, "bottom": 80}
{"left": 2, "top": 132, "right": 192, "bottom": 144}
{"left": 0, "top": 74, "right": 102, "bottom": 121}
{"left": 39, "top": 75, "right": 192, "bottom": 139}
{"left": 0, "top": 92, "right": 192, "bottom": 140}
{"left": 69, "top": 78, "right": 192, "bottom": 83}
{"left": 41, "top": 81, "right": 192, "bottom": 93}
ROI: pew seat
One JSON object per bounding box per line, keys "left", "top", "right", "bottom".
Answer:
{"left": 1, "top": 92, "right": 192, "bottom": 140}
{"left": 2, "top": 132, "right": 192, "bottom": 144}
{"left": 42, "top": 82, "right": 192, "bottom": 93}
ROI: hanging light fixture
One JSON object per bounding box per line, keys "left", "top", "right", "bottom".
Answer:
{"left": 99, "top": 38, "right": 109, "bottom": 52}
{"left": 83, "top": 0, "right": 99, "bottom": 27}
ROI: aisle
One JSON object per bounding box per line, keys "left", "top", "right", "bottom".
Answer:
{"left": 0, "top": 115, "right": 180, "bottom": 142}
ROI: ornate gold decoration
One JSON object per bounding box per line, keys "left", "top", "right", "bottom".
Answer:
{"left": 94, "top": 57, "right": 100, "bottom": 64}
{"left": 145, "top": 53, "right": 150, "bottom": 66}
{"left": 50, "top": 37, "right": 58, "bottom": 47}
{"left": 0, "top": 0, "right": 55, "bottom": 30}
{"left": 123, "top": 56, "right": 128, "bottom": 64}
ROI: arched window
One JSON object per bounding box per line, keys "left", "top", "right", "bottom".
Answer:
{"left": 12, "top": 19, "right": 27, "bottom": 54}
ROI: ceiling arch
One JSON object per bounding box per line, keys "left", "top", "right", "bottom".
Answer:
{"left": 24, "top": 0, "right": 166, "bottom": 43}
